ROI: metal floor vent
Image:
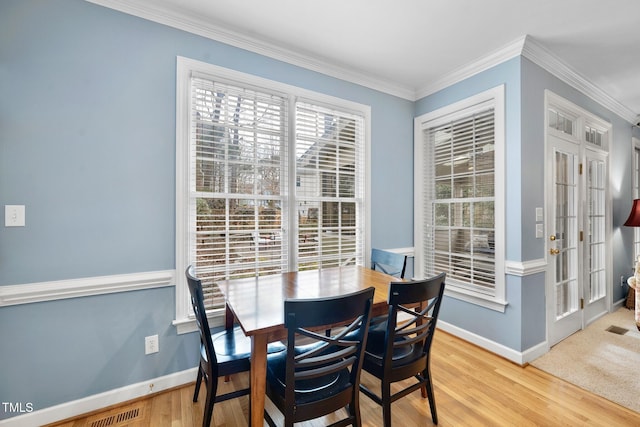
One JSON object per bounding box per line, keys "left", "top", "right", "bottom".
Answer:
{"left": 606, "top": 325, "right": 629, "bottom": 335}
{"left": 89, "top": 407, "right": 142, "bottom": 427}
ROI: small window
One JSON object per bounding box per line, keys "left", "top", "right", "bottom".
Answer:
{"left": 415, "top": 85, "right": 505, "bottom": 311}
{"left": 585, "top": 125, "right": 605, "bottom": 148}
{"left": 548, "top": 108, "right": 575, "bottom": 135}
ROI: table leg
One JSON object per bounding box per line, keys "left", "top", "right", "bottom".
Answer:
{"left": 223, "top": 303, "right": 235, "bottom": 382}
{"left": 250, "top": 334, "right": 268, "bottom": 427}
{"left": 225, "top": 303, "right": 234, "bottom": 330}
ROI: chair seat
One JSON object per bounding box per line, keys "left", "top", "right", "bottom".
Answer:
{"left": 212, "top": 326, "right": 251, "bottom": 359}
{"left": 266, "top": 343, "right": 352, "bottom": 405}
{"left": 211, "top": 325, "right": 286, "bottom": 363}
{"left": 365, "top": 320, "right": 414, "bottom": 360}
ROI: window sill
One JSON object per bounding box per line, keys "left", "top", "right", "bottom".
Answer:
{"left": 444, "top": 284, "right": 508, "bottom": 313}
{"left": 173, "top": 311, "right": 225, "bottom": 335}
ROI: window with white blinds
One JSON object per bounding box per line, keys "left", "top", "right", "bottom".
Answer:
{"left": 175, "top": 58, "right": 369, "bottom": 328}
{"left": 190, "top": 77, "right": 289, "bottom": 310}
{"left": 429, "top": 108, "right": 496, "bottom": 292}
{"left": 295, "top": 102, "right": 365, "bottom": 270}
{"left": 415, "top": 86, "right": 505, "bottom": 310}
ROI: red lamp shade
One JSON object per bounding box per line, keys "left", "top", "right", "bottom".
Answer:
{"left": 624, "top": 199, "right": 640, "bottom": 226}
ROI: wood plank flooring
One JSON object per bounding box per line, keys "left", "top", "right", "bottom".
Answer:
{"left": 48, "top": 331, "right": 640, "bottom": 426}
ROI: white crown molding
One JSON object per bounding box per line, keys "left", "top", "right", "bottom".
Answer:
{"left": 0, "top": 368, "right": 197, "bottom": 426}
{"left": 0, "top": 270, "right": 175, "bottom": 307}
{"left": 87, "top": 2, "right": 635, "bottom": 120}
{"left": 416, "top": 35, "right": 637, "bottom": 124}
{"left": 86, "top": 0, "right": 416, "bottom": 100}
{"left": 415, "top": 36, "right": 528, "bottom": 100}
{"left": 521, "top": 36, "right": 637, "bottom": 124}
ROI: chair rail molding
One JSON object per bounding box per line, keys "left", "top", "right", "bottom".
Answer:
{"left": 505, "top": 258, "right": 546, "bottom": 276}
{"left": 0, "top": 270, "right": 175, "bottom": 307}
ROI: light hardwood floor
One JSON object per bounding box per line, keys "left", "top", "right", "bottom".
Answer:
{"left": 48, "top": 331, "right": 640, "bottom": 427}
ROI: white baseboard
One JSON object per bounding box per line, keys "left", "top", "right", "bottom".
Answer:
{"left": 437, "top": 321, "right": 548, "bottom": 365}
{"left": 437, "top": 299, "right": 630, "bottom": 366}
{"left": 5, "top": 307, "right": 620, "bottom": 426}
{"left": 0, "top": 368, "right": 198, "bottom": 426}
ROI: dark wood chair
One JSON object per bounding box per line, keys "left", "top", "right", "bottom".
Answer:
{"left": 371, "top": 248, "right": 407, "bottom": 278}
{"left": 185, "top": 265, "right": 252, "bottom": 427}
{"left": 264, "top": 287, "right": 375, "bottom": 427}
{"left": 359, "top": 273, "right": 446, "bottom": 426}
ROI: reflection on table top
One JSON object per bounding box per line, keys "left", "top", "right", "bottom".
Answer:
{"left": 218, "top": 265, "right": 394, "bottom": 337}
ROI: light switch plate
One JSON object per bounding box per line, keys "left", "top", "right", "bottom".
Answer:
{"left": 5, "top": 205, "right": 25, "bottom": 227}
{"left": 535, "top": 207, "right": 543, "bottom": 222}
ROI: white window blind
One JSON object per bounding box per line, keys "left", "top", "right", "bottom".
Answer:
{"left": 176, "top": 59, "right": 369, "bottom": 325}
{"left": 426, "top": 107, "right": 496, "bottom": 295}
{"left": 190, "top": 77, "right": 288, "bottom": 310}
{"left": 295, "top": 102, "right": 365, "bottom": 270}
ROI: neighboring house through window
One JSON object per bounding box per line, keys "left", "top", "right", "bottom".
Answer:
{"left": 174, "top": 57, "right": 369, "bottom": 331}
{"left": 414, "top": 85, "right": 506, "bottom": 311}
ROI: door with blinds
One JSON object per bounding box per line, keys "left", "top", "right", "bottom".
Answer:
{"left": 545, "top": 94, "right": 610, "bottom": 347}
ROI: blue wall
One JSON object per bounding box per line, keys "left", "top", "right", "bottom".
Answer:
{"left": 520, "top": 57, "right": 634, "bottom": 306}
{"left": 0, "top": 0, "right": 414, "bottom": 419}
{"left": 415, "top": 57, "right": 529, "bottom": 350}
{"left": 415, "top": 55, "right": 635, "bottom": 352}
{"left": 1, "top": 0, "right": 637, "bottom": 421}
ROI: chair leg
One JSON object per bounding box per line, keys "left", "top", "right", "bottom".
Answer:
{"left": 202, "top": 386, "right": 215, "bottom": 427}
{"left": 381, "top": 381, "right": 392, "bottom": 427}
{"left": 348, "top": 393, "right": 362, "bottom": 427}
{"left": 202, "top": 374, "right": 219, "bottom": 427}
{"left": 193, "top": 367, "right": 203, "bottom": 402}
{"left": 423, "top": 373, "right": 438, "bottom": 425}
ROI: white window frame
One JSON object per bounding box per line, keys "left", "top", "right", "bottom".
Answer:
{"left": 173, "top": 57, "right": 371, "bottom": 333}
{"left": 414, "top": 85, "right": 506, "bottom": 311}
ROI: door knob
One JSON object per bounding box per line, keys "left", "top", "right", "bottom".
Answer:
{"left": 550, "top": 235, "right": 556, "bottom": 241}
{"left": 550, "top": 248, "right": 560, "bottom": 255}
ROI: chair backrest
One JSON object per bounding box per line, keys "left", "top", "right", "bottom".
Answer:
{"left": 282, "top": 287, "right": 375, "bottom": 422}
{"left": 381, "top": 273, "right": 446, "bottom": 370}
{"left": 371, "top": 248, "right": 407, "bottom": 278}
{"left": 185, "top": 266, "right": 218, "bottom": 375}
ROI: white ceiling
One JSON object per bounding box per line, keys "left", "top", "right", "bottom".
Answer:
{"left": 94, "top": 0, "right": 640, "bottom": 122}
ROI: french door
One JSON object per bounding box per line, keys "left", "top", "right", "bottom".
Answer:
{"left": 546, "top": 134, "right": 609, "bottom": 347}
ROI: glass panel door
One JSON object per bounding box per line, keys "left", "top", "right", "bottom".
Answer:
{"left": 584, "top": 150, "right": 608, "bottom": 322}
{"left": 548, "top": 135, "right": 582, "bottom": 346}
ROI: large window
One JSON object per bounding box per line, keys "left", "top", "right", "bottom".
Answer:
{"left": 175, "top": 57, "right": 369, "bottom": 331}
{"left": 414, "top": 86, "right": 505, "bottom": 311}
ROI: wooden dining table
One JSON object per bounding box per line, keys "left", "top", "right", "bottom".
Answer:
{"left": 218, "top": 265, "right": 396, "bottom": 427}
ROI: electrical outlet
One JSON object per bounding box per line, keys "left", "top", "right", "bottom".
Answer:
{"left": 145, "top": 335, "right": 159, "bottom": 354}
